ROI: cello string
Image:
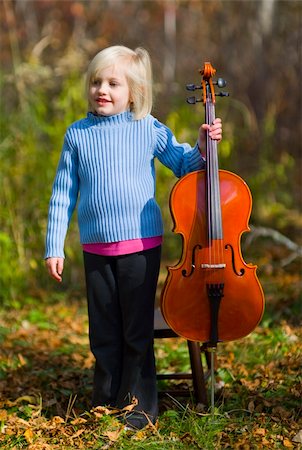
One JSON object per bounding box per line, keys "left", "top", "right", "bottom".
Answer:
{"left": 209, "top": 101, "right": 215, "bottom": 280}
{"left": 206, "top": 97, "right": 213, "bottom": 284}
{"left": 208, "top": 99, "right": 216, "bottom": 284}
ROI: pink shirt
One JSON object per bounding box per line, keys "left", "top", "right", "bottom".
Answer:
{"left": 82, "top": 236, "right": 162, "bottom": 256}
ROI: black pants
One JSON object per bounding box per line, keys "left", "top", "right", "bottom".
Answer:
{"left": 83, "top": 246, "right": 161, "bottom": 423}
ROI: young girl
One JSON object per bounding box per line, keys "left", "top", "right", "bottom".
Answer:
{"left": 45, "top": 45, "right": 222, "bottom": 429}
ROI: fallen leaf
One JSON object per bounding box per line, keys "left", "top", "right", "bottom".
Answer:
{"left": 0, "top": 409, "right": 8, "bottom": 421}
{"left": 254, "top": 428, "right": 266, "bottom": 436}
{"left": 103, "top": 429, "right": 122, "bottom": 442}
{"left": 70, "top": 417, "right": 87, "bottom": 425}
{"left": 51, "top": 416, "right": 65, "bottom": 425}
{"left": 92, "top": 405, "right": 119, "bottom": 417}
{"left": 283, "top": 437, "right": 294, "bottom": 448}
{"left": 122, "top": 397, "right": 138, "bottom": 412}
{"left": 272, "top": 406, "right": 291, "bottom": 418}
{"left": 15, "top": 417, "right": 30, "bottom": 427}
{"left": 18, "top": 353, "right": 27, "bottom": 366}
{"left": 24, "top": 428, "right": 34, "bottom": 443}
{"left": 71, "top": 428, "right": 86, "bottom": 438}
{"left": 293, "top": 430, "right": 302, "bottom": 443}
{"left": 248, "top": 400, "right": 254, "bottom": 413}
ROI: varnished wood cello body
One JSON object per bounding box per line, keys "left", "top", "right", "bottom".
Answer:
{"left": 160, "top": 63, "right": 265, "bottom": 346}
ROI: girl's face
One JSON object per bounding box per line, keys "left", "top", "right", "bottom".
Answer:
{"left": 88, "top": 64, "right": 131, "bottom": 116}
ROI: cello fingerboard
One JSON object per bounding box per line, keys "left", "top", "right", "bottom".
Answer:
{"left": 206, "top": 99, "right": 223, "bottom": 241}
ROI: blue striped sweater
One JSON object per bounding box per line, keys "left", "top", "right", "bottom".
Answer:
{"left": 45, "top": 111, "right": 205, "bottom": 258}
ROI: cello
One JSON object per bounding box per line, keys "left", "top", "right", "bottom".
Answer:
{"left": 160, "top": 62, "right": 265, "bottom": 353}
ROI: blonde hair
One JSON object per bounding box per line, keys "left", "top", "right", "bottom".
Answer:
{"left": 86, "top": 45, "right": 153, "bottom": 119}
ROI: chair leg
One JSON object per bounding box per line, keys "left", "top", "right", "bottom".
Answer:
{"left": 187, "top": 341, "right": 208, "bottom": 406}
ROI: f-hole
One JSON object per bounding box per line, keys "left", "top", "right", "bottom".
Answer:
{"left": 182, "top": 244, "right": 202, "bottom": 277}
{"left": 225, "top": 244, "right": 245, "bottom": 276}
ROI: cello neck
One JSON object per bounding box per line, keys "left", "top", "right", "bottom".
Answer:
{"left": 205, "top": 86, "right": 223, "bottom": 242}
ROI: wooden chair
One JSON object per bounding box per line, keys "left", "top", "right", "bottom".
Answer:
{"left": 154, "top": 308, "right": 212, "bottom": 406}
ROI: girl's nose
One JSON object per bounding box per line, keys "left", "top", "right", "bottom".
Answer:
{"left": 97, "top": 82, "right": 107, "bottom": 94}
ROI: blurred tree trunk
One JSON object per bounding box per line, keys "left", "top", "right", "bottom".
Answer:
{"left": 163, "top": 0, "right": 177, "bottom": 89}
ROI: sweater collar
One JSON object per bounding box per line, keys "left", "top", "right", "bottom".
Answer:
{"left": 87, "top": 110, "right": 133, "bottom": 126}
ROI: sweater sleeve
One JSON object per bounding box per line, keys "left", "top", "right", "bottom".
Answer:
{"left": 152, "top": 119, "right": 205, "bottom": 177}
{"left": 45, "top": 131, "right": 79, "bottom": 258}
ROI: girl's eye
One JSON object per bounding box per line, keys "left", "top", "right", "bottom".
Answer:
{"left": 110, "top": 81, "right": 119, "bottom": 87}
{"left": 92, "top": 79, "right": 101, "bottom": 86}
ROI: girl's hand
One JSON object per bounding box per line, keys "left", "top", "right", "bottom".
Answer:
{"left": 198, "top": 117, "right": 222, "bottom": 151}
{"left": 45, "top": 257, "right": 64, "bottom": 282}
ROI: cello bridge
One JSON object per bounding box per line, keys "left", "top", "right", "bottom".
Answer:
{"left": 201, "top": 263, "right": 226, "bottom": 269}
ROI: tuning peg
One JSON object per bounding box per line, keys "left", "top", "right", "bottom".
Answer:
{"left": 216, "top": 91, "right": 229, "bottom": 97}
{"left": 187, "top": 96, "right": 202, "bottom": 104}
{"left": 186, "top": 84, "right": 202, "bottom": 91}
{"left": 214, "top": 78, "right": 227, "bottom": 88}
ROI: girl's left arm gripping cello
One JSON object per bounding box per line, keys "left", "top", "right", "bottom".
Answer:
{"left": 160, "top": 62, "right": 265, "bottom": 347}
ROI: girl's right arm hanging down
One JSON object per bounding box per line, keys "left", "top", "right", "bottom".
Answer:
{"left": 45, "top": 133, "right": 79, "bottom": 282}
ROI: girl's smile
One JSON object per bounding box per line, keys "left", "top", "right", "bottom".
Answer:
{"left": 96, "top": 98, "right": 111, "bottom": 104}
{"left": 89, "top": 65, "right": 131, "bottom": 116}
